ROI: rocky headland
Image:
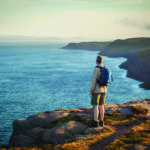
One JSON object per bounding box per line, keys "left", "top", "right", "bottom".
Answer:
{"left": 62, "top": 37, "right": 150, "bottom": 89}
{"left": 62, "top": 41, "right": 111, "bottom": 51}
{"left": 3, "top": 99, "right": 150, "bottom": 150}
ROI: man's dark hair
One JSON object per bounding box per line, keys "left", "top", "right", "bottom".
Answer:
{"left": 96, "top": 56, "right": 103, "bottom": 64}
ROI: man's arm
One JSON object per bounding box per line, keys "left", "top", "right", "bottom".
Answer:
{"left": 90, "top": 68, "right": 98, "bottom": 95}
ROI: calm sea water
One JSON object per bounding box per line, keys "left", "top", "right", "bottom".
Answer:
{"left": 0, "top": 44, "right": 150, "bottom": 145}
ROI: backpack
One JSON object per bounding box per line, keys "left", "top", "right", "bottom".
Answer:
{"left": 96, "top": 65, "right": 113, "bottom": 86}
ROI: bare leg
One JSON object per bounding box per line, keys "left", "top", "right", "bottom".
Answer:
{"left": 99, "top": 105, "right": 104, "bottom": 121}
{"left": 93, "top": 105, "right": 99, "bottom": 122}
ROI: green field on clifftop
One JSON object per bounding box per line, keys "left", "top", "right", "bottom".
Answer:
{"left": 105, "top": 37, "right": 150, "bottom": 52}
{"left": 62, "top": 37, "right": 150, "bottom": 53}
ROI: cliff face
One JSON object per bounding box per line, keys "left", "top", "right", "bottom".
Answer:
{"left": 119, "top": 55, "right": 150, "bottom": 89}
{"left": 6, "top": 99, "right": 150, "bottom": 149}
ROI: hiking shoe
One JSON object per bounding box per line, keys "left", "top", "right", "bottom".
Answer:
{"left": 91, "top": 121, "right": 99, "bottom": 127}
{"left": 99, "top": 120, "right": 104, "bottom": 127}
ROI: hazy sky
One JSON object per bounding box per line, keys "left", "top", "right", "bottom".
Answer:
{"left": 0, "top": 0, "right": 150, "bottom": 41}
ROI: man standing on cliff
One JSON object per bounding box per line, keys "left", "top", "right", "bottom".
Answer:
{"left": 90, "top": 55, "right": 108, "bottom": 127}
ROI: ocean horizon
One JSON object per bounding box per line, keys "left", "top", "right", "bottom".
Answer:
{"left": 0, "top": 43, "right": 150, "bottom": 145}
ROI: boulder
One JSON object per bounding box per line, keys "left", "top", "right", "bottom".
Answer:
{"left": 27, "top": 111, "right": 70, "bottom": 128}
{"left": 64, "top": 121, "right": 88, "bottom": 136}
{"left": 13, "top": 119, "right": 32, "bottom": 135}
{"left": 42, "top": 121, "right": 88, "bottom": 143}
{"left": 9, "top": 135, "right": 36, "bottom": 148}
{"left": 26, "top": 127, "right": 46, "bottom": 143}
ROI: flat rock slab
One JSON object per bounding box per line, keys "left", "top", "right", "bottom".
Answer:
{"left": 70, "top": 107, "right": 92, "bottom": 112}
{"left": 42, "top": 121, "right": 88, "bottom": 143}
{"left": 105, "top": 104, "right": 119, "bottom": 109}
{"left": 27, "top": 111, "right": 70, "bottom": 128}
{"left": 117, "top": 107, "right": 133, "bottom": 117}
{"left": 84, "top": 126, "right": 103, "bottom": 134}
{"left": 105, "top": 104, "right": 119, "bottom": 113}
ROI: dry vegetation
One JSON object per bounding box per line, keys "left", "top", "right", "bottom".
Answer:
{"left": 105, "top": 119, "right": 150, "bottom": 150}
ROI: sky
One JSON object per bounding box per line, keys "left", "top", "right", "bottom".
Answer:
{"left": 0, "top": 0, "right": 150, "bottom": 42}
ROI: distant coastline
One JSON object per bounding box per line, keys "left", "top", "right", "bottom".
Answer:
{"left": 62, "top": 37, "right": 150, "bottom": 89}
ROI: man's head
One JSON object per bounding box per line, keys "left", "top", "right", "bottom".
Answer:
{"left": 96, "top": 55, "right": 103, "bottom": 64}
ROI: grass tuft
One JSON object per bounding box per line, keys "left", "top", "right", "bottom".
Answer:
{"left": 130, "top": 105, "right": 149, "bottom": 116}
{"left": 45, "top": 115, "right": 83, "bottom": 129}
{"left": 105, "top": 111, "right": 122, "bottom": 124}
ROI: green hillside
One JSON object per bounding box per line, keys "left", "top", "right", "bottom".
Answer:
{"left": 105, "top": 37, "right": 150, "bottom": 52}
{"left": 62, "top": 37, "right": 150, "bottom": 53}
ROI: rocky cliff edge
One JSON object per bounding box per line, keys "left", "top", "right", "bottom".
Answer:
{"left": 2, "top": 99, "right": 150, "bottom": 150}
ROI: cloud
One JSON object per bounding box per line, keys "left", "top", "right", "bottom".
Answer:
{"left": 0, "top": 0, "right": 147, "bottom": 7}
{"left": 0, "top": 0, "right": 31, "bottom": 7}
{"left": 59, "top": 0, "right": 146, "bottom": 5}
{"left": 143, "top": 24, "right": 150, "bottom": 30}
{"left": 116, "top": 17, "right": 150, "bottom": 30}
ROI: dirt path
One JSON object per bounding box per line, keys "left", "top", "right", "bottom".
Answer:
{"left": 89, "top": 119, "right": 146, "bottom": 150}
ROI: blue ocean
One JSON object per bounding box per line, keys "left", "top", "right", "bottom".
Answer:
{"left": 0, "top": 43, "right": 150, "bottom": 145}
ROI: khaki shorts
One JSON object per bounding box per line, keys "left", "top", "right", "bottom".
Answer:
{"left": 91, "top": 93, "right": 106, "bottom": 105}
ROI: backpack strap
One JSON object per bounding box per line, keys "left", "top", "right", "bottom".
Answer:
{"left": 95, "top": 65, "right": 103, "bottom": 78}
{"left": 96, "top": 65, "right": 102, "bottom": 70}
{"left": 95, "top": 66, "right": 102, "bottom": 86}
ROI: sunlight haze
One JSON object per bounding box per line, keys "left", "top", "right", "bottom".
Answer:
{"left": 0, "top": 0, "right": 150, "bottom": 41}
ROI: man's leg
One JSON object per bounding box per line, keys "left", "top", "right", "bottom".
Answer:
{"left": 92, "top": 105, "right": 99, "bottom": 127}
{"left": 99, "top": 105, "right": 104, "bottom": 121}
{"left": 99, "top": 93, "right": 106, "bottom": 127}
{"left": 99, "top": 105, "right": 104, "bottom": 127}
{"left": 94, "top": 105, "right": 99, "bottom": 122}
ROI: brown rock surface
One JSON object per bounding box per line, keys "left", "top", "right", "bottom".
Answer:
{"left": 26, "top": 127, "right": 46, "bottom": 143}
{"left": 27, "top": 110, "right": 70, "bottom": 128}
{"left": 42, "top": 121, "right": 88, "bottom": 143}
